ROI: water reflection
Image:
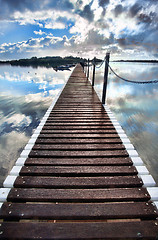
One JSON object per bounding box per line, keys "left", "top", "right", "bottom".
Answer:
{"left": 94, "top": 62, "right": 158, "bottom": 185}
{"left": 0, "top": 65, "right": 72, "bottom": 186}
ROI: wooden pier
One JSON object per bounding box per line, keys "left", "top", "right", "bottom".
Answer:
{"left": 0, "top": 64, "right": 158, "bottom": 239}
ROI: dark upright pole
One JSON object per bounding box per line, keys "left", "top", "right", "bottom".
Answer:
{"left": 92, "top": 57, "right": 96, "bottom": 86}
{"left": 102, "top": 52, "right": 110, "bottom": 104}
{"left": 87, "top": 58, "right": 89, "bottom": 80}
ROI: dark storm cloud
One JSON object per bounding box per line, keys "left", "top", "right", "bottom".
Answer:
{"left": 98, "top": 0, "right": 109, "bottom": 8}
{"left": 0, "top": 0, "right": 37, "bottom": 12}
{"left": 95, "top": 18, "right": 109, "bottom": 29}
{"left": 138, "top": 13, "right": 152, "bottom": 24}
{"left": 77, "top": 4, "right": 94, "bottom": 22}
{"left": 117, "top": 25, "right": 158, "bottom": 56}
{"left": 129, "top": 3, "right": 142, "bottom": 18}
{"left": 85, "top": 30, "right": 114, "bottom": 46}
{"left": 0, "top": 0, "right": 39, "bottom": 18}
{"left": 137, "top": 11, "right": 158, "bottom": 29}
{"left": 117, "top": 38, "right": 127, "bottom": 48}
{"left": 117, "top": 34, "right": 145, "bottom": 50}
{"left": 126, "top": 0, "right": 158, "bottom": 25}
{"left": 56, "top": 16, "right": 68, "bottom": 24}
{"left": 113, "top": 4, "right": 126, "bottom": 17}
{"left": 47, "top": 0, "right": 74, "bottom": 10}
{"left": 98, "top": 0, "right": 109, "bottom": 16}
{"left": 76, "top": 0, "right": 83, "bottom": 6}
{"left": 143, "top": 0, "right": 158, "bottom": 5}
{"left": 117, "top": 0, "right": 158, "bottom": 56}
{"left": 26, "top": 38, "right": 38, "bottom": 46}
{"left": 0, "top": 0, "right": 74, "bottom": 20}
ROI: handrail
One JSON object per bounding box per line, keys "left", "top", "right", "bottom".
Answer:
{"left": 84, "top": 52, "right": 158, "bottom": 104}
{"left": 107, "top": 62, "right": 158, "bottom": 84}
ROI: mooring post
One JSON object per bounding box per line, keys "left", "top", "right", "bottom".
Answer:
{"left": 92, "top": 57, "right": 96, "bottom": 86}
{"left": 87, "top": 58, "right": 89, "bottom": 80}
{"left": 102, "top": 52, "right": 110, "bottom": 104}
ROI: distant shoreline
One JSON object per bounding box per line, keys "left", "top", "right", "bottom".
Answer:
{"left": 112, "top": 60, "right": 158, "bottom": 63}
{"left": 0, "top": 56, "right": 86, "bottom": 68}
{"left": 0, "top": 57, "right": 158, "bottom": 68}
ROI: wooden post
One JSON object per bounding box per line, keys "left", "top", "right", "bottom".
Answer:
{"left": 87, "top": 58, "right": 89, "bottom": 80}
{"left": 92, "top": 57, "right": 96, "bottom": 86}
{"left": 102, "top": 52, "right": 110, "bottom": 104}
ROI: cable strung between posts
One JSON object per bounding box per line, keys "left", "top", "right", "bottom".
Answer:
{"left": 106, "top": 61, "right": 158, "bottom": 84}
{"left": 95, "top": 57, "right": 106, "bottom": 69}
{"left": 89, "top": 58, "right": 158, "bottom": 84}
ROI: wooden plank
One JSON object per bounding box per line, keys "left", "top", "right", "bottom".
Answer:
{"left": 14, "top": 176, "right": 142, "bottom": 188}
{"left": 45, "top": 120, "right": 112, "bottom": 123}
{"left": 38, "top": 134, "right": 120, "bottom": 139}
{"left": 48, "top": 113, "right": 108, "bottom": 116}
{"left": 42, "top": 125, "right": 115, "bottom": 130}
{"left": 56, "top": 100, "right": 101, "bottom": 103}
{"left": 44, "top": 122, "right": 114, "bottom": 126}
{"left": 1, "top": 202, "right": 157, "bottom": 220}
{"left": 35, "top": 138, "right": 123, "bottom": 144}
{"left": 53, "top": 97, "right": 100, "bottom": 99}
{"left": 51, "top": 109, "right": 105, "bottom": 112}
{"left": 25, "top": 157, "right": 133, "bottom": 166}
{"left": 55, "top": 102, "right": 101, "bottom": 104}
{"left": 56, "top": 102, "right": 101, "bottom": 104}
{"left": 32, "top": 143, "right": 125, "bottom": 150}
{"left": 60, "top": 92, "right": 99, "bottom": 94}
{"left": 7, "top": 187, "right": 150, "bottom": 202}
{"left": 46, "top": 117, "right": 111, "bottom": 120}
{"left": 19, "top": 165, "right": 137, "bottom": 176}
{"left": 1, "top": 221, "right": 157, "bottom": 239}
{"left": 50, "top": 107, "right": 106, "bottom": 110}
{"left": 53, "top": 109, "right": 105, "bottom": 111}
{"left": 40, "top": 130, "right": 118, "bottom": 134}
{"left": 64, "top": 87, "right": 93, "bottom": 89}
{"left": 54, "top": 105, "right": 104, "bottom": 109}
{"left": 29, "top": 149, "right": 129, "bottom": 158}
{"left": 55, "top": 101, "right": 103, "bottom": 104}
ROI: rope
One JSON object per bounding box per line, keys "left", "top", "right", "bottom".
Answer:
{"left": 107, "top": 61, "right": 158, "bottom": 84}
{"left": 86, "top": 58, "right": 158, "bottom": 84}
{"left": 95, "top": 57, "right": 106, "bottom": 69}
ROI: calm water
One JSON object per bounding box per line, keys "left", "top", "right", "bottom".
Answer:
{"left": 0, "top": 64, "right": 72, "bottom": 186}
{"left": 88, "top": 62, "right": 158, "bottom": 185}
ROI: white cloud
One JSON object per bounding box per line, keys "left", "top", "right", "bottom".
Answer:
{"left": 6, "top": 114, "right": 31, "bottom": 128}
{"left": 34, "top": 30, "right": 46, "bottom": 35}
{"left": 0, "top": 34, "right": 75, "bottom": 59}
{"left": 44, "top": 21, "right": 66, "bottom": 29}
{"left": 11, "top": 9, "right": 74, "bottom": 30}
{"left": 0, "top": 0, "right": 158, "bottom": 59}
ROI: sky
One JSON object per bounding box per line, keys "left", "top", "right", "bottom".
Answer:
{"left": 0, "top": 0, "right": 158, "bottom": 60}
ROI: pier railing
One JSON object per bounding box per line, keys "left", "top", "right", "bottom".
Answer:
{"left": 84, "top": 53, "right": 158, "bottom": 104}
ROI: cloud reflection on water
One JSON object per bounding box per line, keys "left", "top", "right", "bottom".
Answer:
{"left": 94, "top": 62, "right": 158, "bottom": 184}
{"left": 0, "top": 65, "right": 72, "bottom": 186}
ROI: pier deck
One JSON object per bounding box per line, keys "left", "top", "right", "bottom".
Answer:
{"left": 0, "top": 64, "right": 158, "bottom": 239}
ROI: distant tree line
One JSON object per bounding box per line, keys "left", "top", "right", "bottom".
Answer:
{"left": 0, "top": 57, "right": 157, "bottom": 68}
{"left": 0, "top": 56, "right": 88, "bottom": 68}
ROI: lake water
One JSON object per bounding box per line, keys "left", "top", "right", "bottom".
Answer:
{"left": 0, "top": 64, "right": 72, "bottom": 186}
{"left": 87, "top": 61, "right": 158, "bottom": 185}
{"left": 0, "top": 62, "right": 158, "bottom": 187}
